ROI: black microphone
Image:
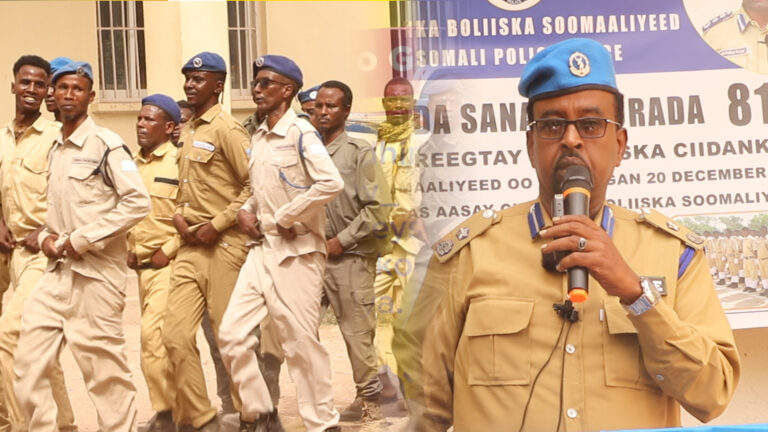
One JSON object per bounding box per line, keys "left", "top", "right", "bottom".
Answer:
{"left": 560, "top": 165, "right": 593, "bottom": 303}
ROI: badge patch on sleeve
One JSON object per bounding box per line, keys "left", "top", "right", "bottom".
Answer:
{"left": 193, "top": 141, "right": 216, "bottom": 152}
{"left": 308, "top": 144, "right": 328, "bottom": 156}
{"left": 121, "top": 160, "right": 138, "bottom": 172}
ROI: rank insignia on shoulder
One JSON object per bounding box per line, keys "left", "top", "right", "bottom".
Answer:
{"left": 433, "top": 208, "right": 503, "bottom": 263}
{"left": 686, "top": 232, "right": 704, "bottom": 245}
{"left": 435, "top": 239, "right": 454, "bottom": 257}
{"left": 456, "top": 227, "right": 470, "bottom": 241}
{"left": 637, "top": 208, "right": 704, "bottom": 250}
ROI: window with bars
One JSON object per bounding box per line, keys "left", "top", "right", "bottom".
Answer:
{"left": 228, "top": 1, "right": 260, "bottom": 99}
{"left": 96, "top": 1, "right": 147, "bottom": 100}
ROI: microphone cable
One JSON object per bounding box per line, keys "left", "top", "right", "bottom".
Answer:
{"left": 517, "top": 318, "right": 574, "bottom": 432}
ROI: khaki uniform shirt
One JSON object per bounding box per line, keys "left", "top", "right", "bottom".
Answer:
{"left": 703, "top": 7, "right": 768, "bottom": 74}
{"left": 127, "top": 141, "right": 180, "bottom": 263}
{"left": 244, "top": 109, "right": 343, "bottom": 263}
{"left": 40, "top": 117, "right": 150, "bottom": 284}
{"left": 177, "top": 104, "right": 251, "bottom": 232}
{"left": 376, "top": 132, "right": 427, "bottom": 254}
{"left": 757, "top": 235, "right": 768, "bottom": 260}
{"left": 0, "top": 116, "right": 59, "bottom": 240}
{"left": 418, "top": 201, "right": 740, "bottom": 431}
{"left": 324, "top": 131, "right": 391, "bottom": 257}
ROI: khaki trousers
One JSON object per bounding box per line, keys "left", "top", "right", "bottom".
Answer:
{"left": 163, "top": 231, "right": 247, "bottom": 428}
{"left": 373, "top": 244, "right": 414, "bottom": 372}
{"left": 137, "top": 264, "right": 175, "bottom": 412}
{"left": 14, "top": 263, "right": 136, "bottom": 432}
{"left": 0, "top": 248, "right": 75, "bottom": 431}
{"left": 219, "top": 246, "right": 339, "bottom": 432}
{"left": 322, "top": 254, "right": 381, "bottom": 399}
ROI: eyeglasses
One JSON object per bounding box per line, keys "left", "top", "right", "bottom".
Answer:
{"left": 527, "top": 117, "right": 622, "bottom": 140}
{"left": 251, "top": 77, "right": 290, "bottom": 89}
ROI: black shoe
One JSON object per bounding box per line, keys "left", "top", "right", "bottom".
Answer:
{"left": 146, "top": 411, "right": 176, "bottom": 432}
{"left": 195, "top": 417, "right": 220, "bottom": 432}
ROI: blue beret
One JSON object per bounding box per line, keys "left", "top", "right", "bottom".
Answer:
{"left": 51, "top": 61, "right": 93, "bottom": 84}
{"left": 49, "top": 57, "right": 73, "bottom": 74}
{"left": 518, "top": 38, "right": 618, "bottom": 101}
{"left": 253, "top": 55, "right": 303, "bottom": 88}
{"left": 298, "top": 85, "right": 320, "bottom": 103}
{"left": 182, "top": 52, "right": 227, "bottom": 74}
{"left": 142, "top": 93, "right": 182, "bottom": 124}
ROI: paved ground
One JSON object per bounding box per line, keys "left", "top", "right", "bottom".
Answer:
{"left": 17, "top": 275, "right": 409, "bottom": 432}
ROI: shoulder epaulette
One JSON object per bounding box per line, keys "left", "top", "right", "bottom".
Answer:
{"left": 636, "top": 208, "right": 704, "bottom": 250}
{"left": 294, "top": 116, "right": 317, "bottom": 134}
{"left": 433, "top": 209, "right": 502, "bottom": 263}
{"left": 702, "top": 11, "right": 733, "bottom": 33}
{"left": 95, "top": 128, "right": 127, "bottom": 150}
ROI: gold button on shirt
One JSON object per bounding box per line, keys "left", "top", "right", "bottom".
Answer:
{"left": 416, "top": 201, "right": 740, "bottom": 431}
{"left": 127, "top": 141, "right": 180, "bottom": 263}
{"left": 176, "top": 104, "right": 251, "bottom": 232}
{"left": 0, "top": 116, "right": 59, "bottom": 241}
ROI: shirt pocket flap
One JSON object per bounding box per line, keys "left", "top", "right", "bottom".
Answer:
{"left": 188, "top": 147, "right": 215, "bottom": 164}
{"left": 465, "top": 298, "right": 534, "bottom": 337}
{"left": 150, "top": 181, "right": 179, "bottom": 199}
{"left": 22, "top": 158, "right": 48, "bottom": 174}
{"left": 68, "top": 164, "right": 96, "bottom": 180}
{"left": 271, "top": 153, "right": 299, "bottom": 168}
{"left": 604, "top": 299, "right": 637, "bottom": 335}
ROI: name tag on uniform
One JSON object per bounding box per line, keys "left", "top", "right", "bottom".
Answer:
{"left": 193, "top": 141, "right": 215, "bottom": 152}
{"left": 122, "top": 160, "right": 138, "bottom": 172}
{"left": 72, "top": 156, "right": 99, "bottom": 165}
{"left": 719, "top": 47, "right": 748, "bottom": 57}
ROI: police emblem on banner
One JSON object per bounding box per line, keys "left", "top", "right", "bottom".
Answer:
{"left": 487, "top": 0, "right": 540, "bottom": 12}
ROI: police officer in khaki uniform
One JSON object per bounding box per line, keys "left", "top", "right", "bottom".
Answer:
{"left": 218, "top": 55, "right": 342, "bottom": 432}
{"left": 757, "top": 226, "right": 768, "bottom": 293}
{"left": 409, "top": 38, "right": 740, "bottom": 431}
{"left": 14, "top": 61, "right": 150, "bottom": 431}
{"left": 0, "top": 55, "right": 76, "bottom": 432}
{"left": 703, "top": 0, "right": 768, "bottom": 74}
{"left": 127, "top": 94, "right": 183, "bottom": 432}
{"left": 163, "top": 52, "right": 251, "bottom": 431}
{"left": 298, "top": 85, "right": 320, "bottom": 119}
{"left": 313, "top": 80, "right": 392, "bottom": 423}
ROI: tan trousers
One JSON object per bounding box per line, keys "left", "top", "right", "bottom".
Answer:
{"left": 0, "top": 248, "right": 75, "bottom": 431}
{"left": 219, "top": 246, "right": 339, "bottom": 432}
{"left": 163, "top": 231, "right": 246, "bottom": 428}
{"left": 322, "top": 254, "right": 381, "bottom": 399}
{"left": 14, "top": 263, "right": 136, "bottom": 432}
{"left": 373, "top": 244, "right": 414, "bottom": 373}
{"left": 137, "top": 264, "right": 175, "bottom": 412}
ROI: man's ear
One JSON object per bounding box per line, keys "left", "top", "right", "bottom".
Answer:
{"left": 614, "top": 127, "right": 627, "bottom": 168}
{"left": 526, "top": 130, "right": 536, "bottom": 169}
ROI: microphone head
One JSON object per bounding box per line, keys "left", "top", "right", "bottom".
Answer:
{"left": 559, "top": 165, "right": 593, "bottom": 193}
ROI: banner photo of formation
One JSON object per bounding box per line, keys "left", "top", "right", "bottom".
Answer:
{"left": 395, "top": 0, "right": 768, "bottom": 322}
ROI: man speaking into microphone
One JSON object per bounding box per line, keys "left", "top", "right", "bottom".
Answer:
{"left": 406, "top": 38, "right": 740, "bottom": 431}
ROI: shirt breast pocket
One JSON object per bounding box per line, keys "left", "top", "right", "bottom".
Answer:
{"left": 464, "top": 297, "right": 534, "bottom": 386}
{"left": 272, "top": 153, "right": 309, "bottom": 191}
{"left": 188, "top": 147, "right": 215, "bottom": 165}
{"left": 20, "top": 157, "right": 48, "bottom": 196}
{"left": 602, "top": 299, "right": 658, "bottom": 391}
{"left": 67, "top": 164, "right": 101, "bottom": 205}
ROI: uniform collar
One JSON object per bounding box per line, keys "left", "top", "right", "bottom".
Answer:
{"left": 58, "top": 116, "right": 96, "bottom": 148}
{"left": 136, "top": 141, "right": 174, "bottom": 163}
{"left": 325, "top": 131, "right": 348, "bottom": 156}
{"left": 197, "top": 104, "right": 222, "bottom": 125}
{"left": 736, "top": 7, "right": 767, "bottom": 33}
{"left": 2, "top": 114, "right": 51, "bottom": 136}
{"left": 258, "top": 108, "right": 297, "bottom": 138}
{"left": 527, "top": 200, "right": 615, "bottom": 240}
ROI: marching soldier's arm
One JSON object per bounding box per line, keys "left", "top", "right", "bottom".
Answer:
{"left": 274, "top": 129, "right": 343, "bottom": 228}
{"left": 630, "top": 244, "right": 740, "bottom": 422}
{"left": 336, "top": 146, "right": 392, "bottom": 249}
{"left": 159, "top": 233, "right": 181, "bottom": 260}
{"left": 69, "top": 143, "right": 151, "bottom": 254}
{"left": 210, "top": 124, "right": 252, "bottom": 233}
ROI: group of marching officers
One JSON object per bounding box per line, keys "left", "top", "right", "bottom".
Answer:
{"left": 705, "top": 227, "right": 768, "bottom": 294}
{"left": 0, "top": 50, "right": 424, "bottom": 432}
